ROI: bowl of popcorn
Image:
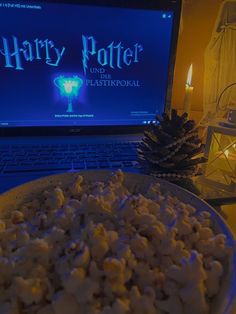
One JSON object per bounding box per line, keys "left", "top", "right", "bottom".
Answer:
{"left": 0, "top": 170, "right": 235, "bottom": 314}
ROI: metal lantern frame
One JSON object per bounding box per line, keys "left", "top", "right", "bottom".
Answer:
{"left": 204, "top": 123, "right": 236, "bottom": 190}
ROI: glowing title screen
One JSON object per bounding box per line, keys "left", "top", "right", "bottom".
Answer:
{"left": 0, "top": 1, "right": 174, "bottom": 127}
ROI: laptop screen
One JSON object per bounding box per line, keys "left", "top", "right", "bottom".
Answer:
{"left": 0, "top": 1, "right": 175, "bottom": 128}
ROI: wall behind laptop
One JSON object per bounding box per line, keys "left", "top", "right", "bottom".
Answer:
{"left": 172, "top": 0, "right": 224, "bottom": 122}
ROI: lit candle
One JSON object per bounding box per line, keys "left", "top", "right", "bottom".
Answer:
{"left": 183, "top": 64, "right": 194, "bottom": 115}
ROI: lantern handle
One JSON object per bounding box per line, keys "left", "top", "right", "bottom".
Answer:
{"left": 216, "top": 82, "right": 236, "bottom": 112}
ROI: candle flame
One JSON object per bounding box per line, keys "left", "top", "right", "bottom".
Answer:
{"left": 225, "top": 149, "right": 229, "bottom": 158}
{"left": 186, "top": 64, "right": 193, "bottom": 86}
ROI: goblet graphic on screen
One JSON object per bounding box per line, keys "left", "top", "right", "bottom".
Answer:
{"left": 54, "top": 76, "right": 84, "bottom": 113}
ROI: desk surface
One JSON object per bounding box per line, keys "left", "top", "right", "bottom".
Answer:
{"left": 194, "top": 176, "right": 236, "bottom": 207}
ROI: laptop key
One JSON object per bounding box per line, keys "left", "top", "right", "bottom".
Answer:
{"left": 15, "top": 158, "right": 26, "bottom": 162}
{"left": 73, "top": 162, "right": 85, "bottom": 170}
{"left": 30, "top": 161, "right": 45, "bottom": 165}
{"left": 111, "top": 162, "right": 123, "bottom": 168}
{"left": 20, "top": 162, "right": 33, "bottom": 166}
{"left": 86, "top": 162, "right": 98, "bottom": 169}
{"left": 123, "top": 161, "right": 134, "bottom": 167}
{"left": 6, "top": 162, "right": 18, "bottom": 166}
{"left": 98, "top": 162, "right": 110, "bottom": 168}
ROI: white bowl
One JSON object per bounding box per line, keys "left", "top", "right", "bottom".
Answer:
{"left": 0, "top": 170, "right": 236, "bottom": 313}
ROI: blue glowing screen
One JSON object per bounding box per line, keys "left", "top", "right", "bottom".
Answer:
{"left": 0, "top": 1, "right": 174, "bottom": 127}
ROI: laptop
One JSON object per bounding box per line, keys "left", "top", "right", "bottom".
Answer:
{"left": 0, "top": 0, "right": 181, "bottom": 193}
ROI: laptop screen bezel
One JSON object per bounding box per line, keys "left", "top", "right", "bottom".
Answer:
{"left": 0, "top": 0, "right": 182, "bottom": 137}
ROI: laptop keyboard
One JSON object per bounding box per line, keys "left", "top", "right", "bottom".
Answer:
{"left": 0, "top": 142, "right": 139, "bottom": 174}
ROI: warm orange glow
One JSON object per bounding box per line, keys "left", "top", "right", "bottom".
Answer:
{"left": 225, "top": 149, "right": 229, "bottom": 158}
{"left": 186, "top": 64, "right": 193, "bottom": 87}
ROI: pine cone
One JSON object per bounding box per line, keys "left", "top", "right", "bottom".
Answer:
{"left": 138, "top": 109, "right": 207, "bottom": 180}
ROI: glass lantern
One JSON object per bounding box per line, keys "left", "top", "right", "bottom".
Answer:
{"left": 204, "top": 124, "right": 236, "bottom": 189}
